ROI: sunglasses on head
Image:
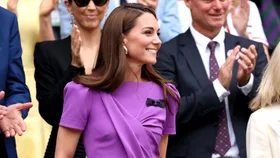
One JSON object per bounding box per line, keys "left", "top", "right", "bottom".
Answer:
{"left": 73, "top": 0, "right": 108, "bottom": 7}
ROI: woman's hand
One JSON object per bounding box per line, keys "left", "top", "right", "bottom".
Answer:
{"left": 231, "top": 0, "right": 250, "bottom": 38}
{"left": 71, "top": 24, "right": 83, "bottom": 68}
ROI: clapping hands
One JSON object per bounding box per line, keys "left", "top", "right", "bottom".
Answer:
{"left": 0, "top": 91, "right": 33, "bottom": 138}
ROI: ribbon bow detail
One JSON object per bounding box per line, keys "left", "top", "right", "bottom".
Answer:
{"left": 146, "top": 98, "right": 165, "bottom": 108}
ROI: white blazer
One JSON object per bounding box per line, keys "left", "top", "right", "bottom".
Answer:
{"left": 246, "top": 104, "right": 280, "bottom": 158}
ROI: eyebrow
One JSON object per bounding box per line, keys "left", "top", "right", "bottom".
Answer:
{"left": 142, "top": 27, "right": 160, "bottom": 32}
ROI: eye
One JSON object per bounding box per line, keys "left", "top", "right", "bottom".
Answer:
{"left": 157, "top": 32, "right": 161, "bottom": 36}
{"left": 144, "top": 30, "right": 152, "bottom": 35}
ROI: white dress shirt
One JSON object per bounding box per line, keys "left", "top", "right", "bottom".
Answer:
{"left": 190, "top": 25, "right": 254, "bottom": 158}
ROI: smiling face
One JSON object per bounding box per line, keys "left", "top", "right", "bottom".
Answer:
{"left": 65, "top": 0, "right": 109, "bottom": 31}
{"left": 185, "top": 0, "right": 230, "bottom": 37}
{"left": 123, "top": 12, "right": 161, "bottom": 65}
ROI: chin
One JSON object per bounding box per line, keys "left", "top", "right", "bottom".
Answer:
{"left": 84, "top": 22, "right": 100, "bottom": 30}
{"left": 147, "top": 59, "right": 157, "bottom": 65}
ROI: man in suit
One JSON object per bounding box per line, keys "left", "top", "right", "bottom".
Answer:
{"left": 154, "top": 0, "right": 267, "bottom": 157}
{"left": 0, "top": 7, "right": 32, "bottom": 158}
{"left": 57, "top": 0, "right": 181, "bottom": 42}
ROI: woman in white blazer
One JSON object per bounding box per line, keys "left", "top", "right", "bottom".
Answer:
{"left": 247, "top": 42, "right": 280, "bottom": 158}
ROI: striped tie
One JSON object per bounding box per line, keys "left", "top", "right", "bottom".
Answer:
{"left": 261, "top": 0, "right": 280, "bottom": 46}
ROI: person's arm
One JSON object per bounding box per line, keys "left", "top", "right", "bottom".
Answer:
{"left": 39, "top": 15, "right": 55, "bottom": 41}
{"left": 56, "top": 82, "right": 91, "bottom": 157}
{"left": 156, "top": 0, "right": 181, "bottom": 42}
{"left": 159, "top": 135, "right": 168, "bottom": 158}
{"left": 247, "top": 1, "right": 270, "bottom": 61}
{"left": 154, "top": 47, "right": 223, "bottom": 125}
{"left": 34, "top": 42, "right": 83, "bottom": 126}
{"left": 246, "top": 112, "right": 272, "bottom": 158}
{"left": 55, "top": 126, "right": 82, "bottom": 158}
{"left": 57, "top": 1, "right": 72, "bottom": 39}
{"left": 6, "top": 12, "right": 31, "bottom": 119}
{"left": 39, "top": 0, "right": 59, "bottom": 41}
{"left": 6, "top": 0, "right": 18, "bottom": 16}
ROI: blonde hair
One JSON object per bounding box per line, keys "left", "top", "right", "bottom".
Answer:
{"left": 250, "top": 42, "right": 280, "bottom": 111}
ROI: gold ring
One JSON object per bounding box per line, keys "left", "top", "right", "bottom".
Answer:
{"left": 249, "top": 63, "right": 254, "bottom": 68}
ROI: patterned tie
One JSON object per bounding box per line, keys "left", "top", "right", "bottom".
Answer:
{"left": 208, "top": 41, "right": 231, "bottom": 156}
{"left": 261, "top": 0, "right": 280, "bottom": 46}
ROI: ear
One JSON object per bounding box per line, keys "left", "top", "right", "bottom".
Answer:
{"left": 122, "top": 34, "right": 128, "bottom": 45}
{"left": 184, "top": 0, "right": 191, "bottom": 9}
{"left": 64, "top": 0, "right": 73, "bottom": 15}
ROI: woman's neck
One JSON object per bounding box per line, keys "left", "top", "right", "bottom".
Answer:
{"left": 124, "top": 62, "right": 147, "bottom": 82}
{"left": 79, "top": 28, "right": 101, "bottom": 48}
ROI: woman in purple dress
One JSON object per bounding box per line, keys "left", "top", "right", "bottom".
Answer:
{"left": 55, "top": 3, "right": 180, "bottom": 158}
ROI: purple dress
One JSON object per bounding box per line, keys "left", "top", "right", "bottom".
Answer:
{"left": 60, "top": 81, "right": 179, "bottom": 158}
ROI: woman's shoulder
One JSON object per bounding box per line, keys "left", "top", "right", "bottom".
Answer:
{"left": 165, "top": 83, "right": 180, "bottom": 98}
{"left": 34, "top": 37, "right": 71, "bottom": 60}
{"left": 65, "top": 81, "right": 98, "bottom": 96}
{"left": 35, "top": 37, "right": 70, "bottom": 52}
{"left": 250, "top": 104, "right": 280, "bottom": 122}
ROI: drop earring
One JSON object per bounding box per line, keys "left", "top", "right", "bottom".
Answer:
{"left": 70, "top": 14, "right": 74, "bottom": 26}
{"left": 123, "top": 46, "right": 128, "bottom": 55}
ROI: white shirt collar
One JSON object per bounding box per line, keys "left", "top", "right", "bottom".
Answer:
{"left": 190, "top": 25, "right": 225, "bottom": 52}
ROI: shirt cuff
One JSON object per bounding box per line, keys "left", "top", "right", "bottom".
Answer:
{"left": 213, "top": 79, "right": 230, "bottom": 102}
{"left": 237, "top": 73, "right": 254, "bottom": 96}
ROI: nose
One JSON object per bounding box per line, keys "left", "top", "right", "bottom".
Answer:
{"left": 87, "top": 0, "right": 97, "bottom": 10}
{"left": 213, "top": 0, "right": 223, "bottom": 10}
{"left": 153, "top": 34, "right": 162, "bottom": 46}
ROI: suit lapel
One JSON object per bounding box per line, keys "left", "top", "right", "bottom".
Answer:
{"left": 179, "top": 30, "right": 210, "bottom": 88}
{"left": 225, "top": 33, "right": 239, "bottom": 111}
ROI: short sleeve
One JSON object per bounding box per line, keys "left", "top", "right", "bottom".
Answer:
{"left": 162, "top": 83, "right": 180, "bottom": 135}
{"left": 59, "top": 81, "right": 92, "bottom": 130}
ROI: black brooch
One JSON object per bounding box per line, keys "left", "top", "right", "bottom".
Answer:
{"left": 146, "top": 98, "right": 165, "bottom": 108}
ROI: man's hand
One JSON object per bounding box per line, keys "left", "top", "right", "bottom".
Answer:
{"left": 0, "top": 92, "right": 8, "bottom": 120}
{"left": 0, "top": 91, "right": 33, "bottom": 137}
{"left": 0, "top": 106, "right": 7, "bottom": 120}
{"left": 236, "top": 45, "right": 257, "bottom": 86}
{"left": 218, "top": 45, "right": 240, "bottom": 90}
{"left": 137, "top": 0, "right": 158, "bottom": 10}
{"left": 40, "top": 0, "right": 59, "bottom": 17}
{"left": 231, "top": 0, "right": 250, "bottom": 37}
{"left": 7, "top": 0, "right": 19, "bottom": 15}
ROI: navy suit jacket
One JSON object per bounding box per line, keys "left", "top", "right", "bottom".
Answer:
{"left": 0, "top": 7, "right": 31, "bottom": 158}
{"left": 154, "top": 29, "right": 267, "bottom": 158}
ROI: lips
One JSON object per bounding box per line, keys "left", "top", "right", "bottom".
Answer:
{"left": 85, "top": 15, "right": 97, "bottom": 19}
{"left": 146, "top": 48, "right": 158, "bottom": 54}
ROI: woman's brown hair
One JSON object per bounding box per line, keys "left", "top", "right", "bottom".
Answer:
{"left": 74, "top": 3, "right": 180, "bottom": 110}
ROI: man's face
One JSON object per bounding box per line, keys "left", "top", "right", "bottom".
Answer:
{"left": 185, "top": 0, "right": 230, "bottom": 33}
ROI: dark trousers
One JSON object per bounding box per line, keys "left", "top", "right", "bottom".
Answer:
{"left": 0, "top": 134, "right": 8, "bottom": 158}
